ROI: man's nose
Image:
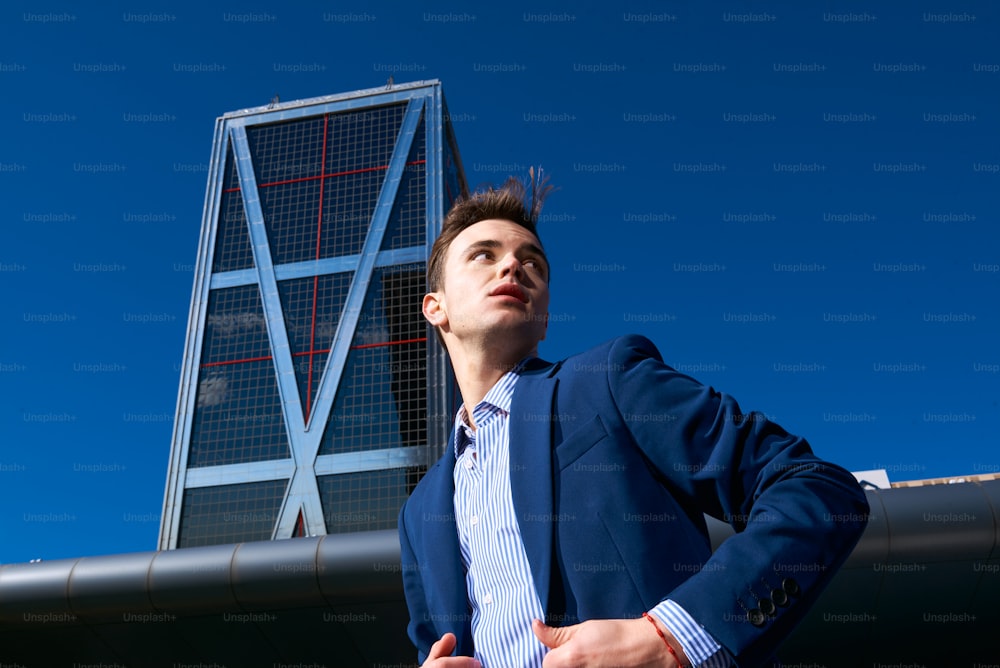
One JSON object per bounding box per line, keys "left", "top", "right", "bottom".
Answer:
{"left": 497, "top": 253, "right": 522, "bottom": 278}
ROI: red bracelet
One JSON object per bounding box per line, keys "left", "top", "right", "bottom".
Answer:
{"left": 643, "top": 612, "right": 687, "bottom": 667}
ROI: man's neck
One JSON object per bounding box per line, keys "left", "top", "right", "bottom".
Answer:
{"left": 448, "top": 341, "right": 534, "bottom": 428}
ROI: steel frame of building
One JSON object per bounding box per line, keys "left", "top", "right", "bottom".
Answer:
{"left": 159, "top": 81, "right": 462, "bottom": 549}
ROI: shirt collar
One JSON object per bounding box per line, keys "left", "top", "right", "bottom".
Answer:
{"left": 452, "top": 357, "right": 533, "bottom": 459}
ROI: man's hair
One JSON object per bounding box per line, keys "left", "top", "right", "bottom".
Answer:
{"left": 427, "top": 168, "right": 553, "bottom": 293}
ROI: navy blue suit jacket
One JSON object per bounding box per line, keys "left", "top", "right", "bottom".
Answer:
{"left": 399, "top": 335, "right": 869, "bottom": 666}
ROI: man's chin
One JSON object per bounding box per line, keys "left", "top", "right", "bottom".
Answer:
{"left": 449, "top": 312, "right": 546, "bottom": 341}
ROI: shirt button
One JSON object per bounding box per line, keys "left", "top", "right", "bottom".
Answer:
{"left": 483, "top": 592, "right": 493, "bottom": 605}
{"left": 464, "top": 458, "right": 474, "bottom": 470}
{"left": 470, "top": 515, "right": 479, "bottom": 526}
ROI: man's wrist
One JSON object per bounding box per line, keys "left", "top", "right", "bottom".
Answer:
{"left": 649, "top": 600, "right": 729, "bottom": 668}
{"left": 643, "top": 612, "right": 690, "bottom": 667}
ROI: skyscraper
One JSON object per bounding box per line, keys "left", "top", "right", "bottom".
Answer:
{"left": 159, "top": 81, "right": 464, "bottom": 549}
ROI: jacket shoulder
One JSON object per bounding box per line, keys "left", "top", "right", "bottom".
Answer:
{"left": 399, "top": 447, "right": 453, "bottom": 520}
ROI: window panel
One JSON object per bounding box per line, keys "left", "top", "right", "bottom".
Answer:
{"left": 177, "top": 479, "right": 287, "bottom": 547}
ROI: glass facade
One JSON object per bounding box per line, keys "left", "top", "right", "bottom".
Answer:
{"left": 160, "top": 82, "right": 464, "bottom": 549}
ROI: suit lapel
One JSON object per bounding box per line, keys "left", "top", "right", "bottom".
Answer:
{"left": 508, "top": 359, "right": 558, "bottom": 617}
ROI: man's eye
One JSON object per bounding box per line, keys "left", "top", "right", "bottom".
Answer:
{"left": 472, "top": 251, "right": 491, "bottom": 261}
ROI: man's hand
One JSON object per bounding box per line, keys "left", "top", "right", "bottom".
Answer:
{"left": 420, "top": 632, "right": 481, "bottom": 668}
{"left": 532, "top": 617, "right": 688, "bottom": 668}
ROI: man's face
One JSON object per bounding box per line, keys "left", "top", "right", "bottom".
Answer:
{"left": 423, "top": 218, "right": 550, "bottom": 355}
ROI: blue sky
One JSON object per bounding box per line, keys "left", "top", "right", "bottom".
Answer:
{"left": 1, "top": 2, "right": 997, "bottom": 564}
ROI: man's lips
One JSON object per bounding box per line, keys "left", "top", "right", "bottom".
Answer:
{"left": 490, "top": 283, "right": 528, "bottom": 303}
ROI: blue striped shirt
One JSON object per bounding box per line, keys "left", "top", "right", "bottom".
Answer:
{"left": 453, "top": 364, "right": 729, "bottom": 668}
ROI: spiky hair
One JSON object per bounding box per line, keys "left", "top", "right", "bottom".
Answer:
{"left": 427, "top": 167, "right": 553, "bottom": 292}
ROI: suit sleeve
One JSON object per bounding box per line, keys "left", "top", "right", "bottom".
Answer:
{"left": 398, "top": 502, "right": 433, "bottom": 665}
{"left": 605, "top": 335, "right": 869, "bottom": 666}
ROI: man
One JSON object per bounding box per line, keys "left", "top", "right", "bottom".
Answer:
{"left": 398, "top": 174, "right": 869, "bottom": 667}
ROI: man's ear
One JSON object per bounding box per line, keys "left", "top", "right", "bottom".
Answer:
{"left": 423, "top": 292, "right": 447, "bottom": 327}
